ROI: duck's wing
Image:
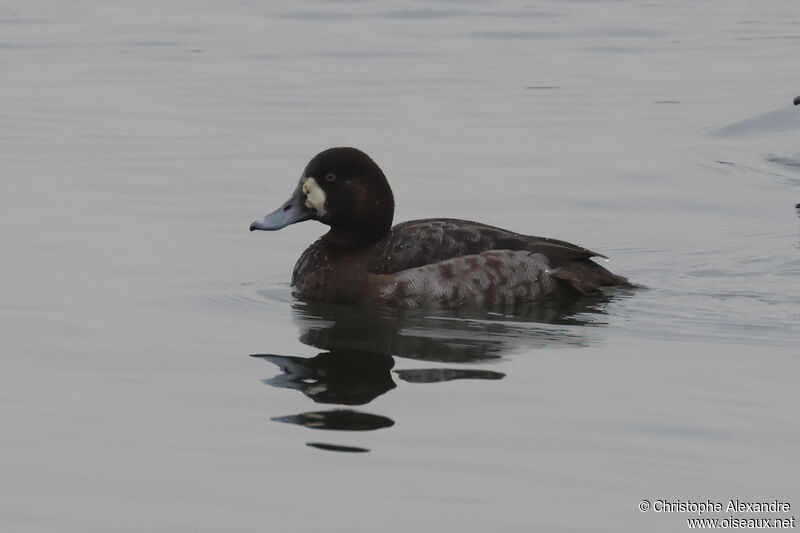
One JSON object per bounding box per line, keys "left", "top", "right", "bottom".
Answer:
{"left": 370, "top": 218, "right": 604, "bottom": 274}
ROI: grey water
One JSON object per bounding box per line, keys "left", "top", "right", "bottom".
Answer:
{"left": 2, "top": 1, "right": 799, "bottom": 532}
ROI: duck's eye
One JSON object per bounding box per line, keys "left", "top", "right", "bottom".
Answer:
{"left": 324, "top": 173, "right": 336, "bottom": 182}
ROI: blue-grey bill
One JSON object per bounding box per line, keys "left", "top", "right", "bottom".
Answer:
{"left": 250, "top": 187, "right": 315, "bottom": 231}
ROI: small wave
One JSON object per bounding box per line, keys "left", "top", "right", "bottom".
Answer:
{"left": 191, "top": 281, "right": 293, "bottom": 314}
{"left": 764, "top": 153, "right": 800, "bottom": 177}
{"left": 614, "top": 286, "right": 800, "bottom": 348}
{"left": 706, "top": 107, "right": 800, "bottom": 139}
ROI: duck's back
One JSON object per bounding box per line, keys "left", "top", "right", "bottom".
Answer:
{"left": 370, "top": 218, "right": 597, "bottom": 271}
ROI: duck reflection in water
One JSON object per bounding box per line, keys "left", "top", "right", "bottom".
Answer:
{"left": 252, "top": 295, "right": 616, "bottom": 452}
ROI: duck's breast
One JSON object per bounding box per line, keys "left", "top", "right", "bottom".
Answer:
{"left": 293, "top": 239, "right": 381, "bottom": 304}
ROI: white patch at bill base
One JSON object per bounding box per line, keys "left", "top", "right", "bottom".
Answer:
{"left": 302, "top": 177, "right": 327, "bottom": 216}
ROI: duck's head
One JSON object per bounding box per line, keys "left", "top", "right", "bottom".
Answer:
{"left": 250, "top": 147, "right": 395, "bottom": 243}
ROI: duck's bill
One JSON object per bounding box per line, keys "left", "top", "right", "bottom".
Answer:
{"left": 250, "top": 186, "right": 315, "bottom": 231}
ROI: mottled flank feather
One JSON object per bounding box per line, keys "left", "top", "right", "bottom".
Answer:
{"left": 380, "top": 250, "right": 556, "bottom": 309}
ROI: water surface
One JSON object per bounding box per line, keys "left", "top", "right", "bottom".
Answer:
{"left": 2, "top": 1, "right": 799, "bottom": 532}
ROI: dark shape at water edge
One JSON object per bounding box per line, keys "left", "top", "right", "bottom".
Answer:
{"left": 764, "top": 154, "right": 800, "bottom": 170}
{"left": 272, "top": 409, "right": 394, "bottom": 431}
{"left": 794, "top": 95, "right": 800, "bottom": 106}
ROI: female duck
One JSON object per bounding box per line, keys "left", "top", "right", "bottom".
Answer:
{"left": 250, "top": 147, "right": 632, "bottom": 309}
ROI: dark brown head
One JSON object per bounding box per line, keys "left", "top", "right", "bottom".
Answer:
{"left": 250, "top": 147, "right": 395, "bottom": 244}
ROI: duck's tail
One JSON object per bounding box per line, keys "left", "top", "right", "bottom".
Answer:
{"left": 550, "top": 259, "right": 635, "bottom": 295}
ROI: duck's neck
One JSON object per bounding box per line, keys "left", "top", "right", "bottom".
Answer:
{"left": 323, "top": 227, "right": 387, "bottom": 249}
